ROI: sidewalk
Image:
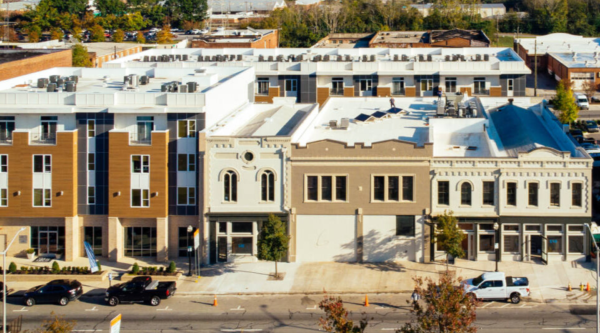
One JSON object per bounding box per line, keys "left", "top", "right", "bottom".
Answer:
{"left": 2, "top": 256, "right": 598, "bottom": 304}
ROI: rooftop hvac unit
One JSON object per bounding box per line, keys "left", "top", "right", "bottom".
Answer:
{"left": 150, "top": 56, "right": 156, "bottom": 62}
{"left": 49, "top": 75, "right": 60, "bottom": 83}
{"left": 37, "top": 78, "right": 48, "bottom": 88}
{"left": 169, "top": 55, "right": 175, "bottom": 61}
{"left": 418, "top": 54, "right": 424, "bottom": 62}
{"left": 475, "top": 54, "right": 481, "bottom": 61}
{"left": 324, "top": 55, "right": 330, "bottom": 61}
{"left": 143, "top": 56, "right": 149, "bottom": 62}
{"left": 205, "top": 55, "right": 211, "bottom": 61}
{"left": 483, "top": 54, "right": 489, "bottom": 61}
{"left": 401, "top": 54, "right": 408, "bottom": 61}
{"left": 394, "top": 54, "right": 399, "bottom": 61}
{"left": 461, "top": 55, "right": 466, "bottom": 61}
{"left": 47, "top": 83, "right": 57, "bottom": 92}
{"left": 445, "top": 55, "right": 450, "bottom": 61}
{"left": 69, "top": 75, "right": 79, "bottom": 83}
{"left": 297, "top": 55, "right": 303, "bottom": 61}
{"left": 427, "top": 54, "right": 432, "bottom": 62}
{"left": 237, "top": 54, "right": 243, "bottom": 61}
{"left": 268, "top": 55, "right": 274, "bottom": 61}
{"left": 187, "top": 81, "right": 197, "bottom": 93}
{"left": 130, "top": 74, "right": 139, "bottom": 87}
{"left": 65, "top": 81, "right": 76, "bottom": 92}
{"left": 258, "top": 55, "right": 265, "bottom": 62}
{"left": 175, "top": 55, "right": 181, "bottom": 61}
{"left": 161, "top": 84, "right": 168, "bottom": 92}
{"left": 182, "top": 54, "right": 189, "bottom": 61}
{"left": 179, "top": 85, "right": 188, "bottom": 93}
{"left": 57, "top": 78, "right": 65, "bottom": 86}
{"left": 139, "top": 75, "right": 149, "bottom": 85}
{"left": 370, "top": 55, "right": 375, "bottom": 62}
{"left": 277, "top": 55, "right": 284, "bottom": 62}
{"left": 124, "top": 75, "right": 131, "bottom": 85}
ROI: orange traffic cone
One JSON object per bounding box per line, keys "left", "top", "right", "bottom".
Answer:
{"left": 364, "top": 295, "right": 370, "bottom": 307}
{"left": 213, "top": 295, "right": 218, "bottom": 307}
{"left": 587, "top": 282, "right": 591, "bottom": 292}
{"left": 568, "top": 282, "right": 572, "bottom": 291}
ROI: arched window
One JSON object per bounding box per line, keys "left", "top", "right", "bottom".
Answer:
{"left": 461, "top": 182, "right": 472, "bottom": 206}
{"left": 261, "top": 170, "right": 275, "bottom": 202}
{"left": 224, "top": 170, "right": 237, "bottom": 202}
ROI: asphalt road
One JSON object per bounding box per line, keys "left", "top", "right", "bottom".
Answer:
{"left": 1, "top": 294, "right": 596, "bottom": 332}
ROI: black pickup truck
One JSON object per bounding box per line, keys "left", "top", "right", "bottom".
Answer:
{"left": 105, "top": 276, "right": 176, "bottom": 306}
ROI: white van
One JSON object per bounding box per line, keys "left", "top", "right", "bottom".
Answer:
{"left": 575, "top": 93, "right": 590, "bottom": 110}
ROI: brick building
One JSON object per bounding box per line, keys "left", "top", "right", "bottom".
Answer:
{"left": 0, "top": 49, "right": 71, "bottom": 81}
{"left": 190, "top": 28, "right": 278, "bottom": 49}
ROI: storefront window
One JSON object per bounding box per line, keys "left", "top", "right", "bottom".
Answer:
{"left": 232, "top": 237, "right": 252, "bottom": 254}
{"left": 232, "top": 222, "right": 253, "bottom": 234}
{"left": 178, "top": 227, "right": 197, "bottom": 257}
{"left": 124, "top": 227, "right": 157, "bottom": 257}
{"left": 479, "top": 234, "right": 495, "bottom": 252}
{"left": 568, "top": 235, "right": 584, "bottom": 253}
{"left": 503, "top": 225, "right": 519, "bottom": 231}
{"left": 548, "top": 236, "right": 562, "bottom": 253}
{"left": 30, "top": 226, "right": 65, "bottom": 255}
{"left": 547, "top": 225, "right": 563, "bottom": 232}
{"left": 84, "top": 226, "right": 102, "bottom": 256}
{"left": 525, "top": 224, "right": 541, "bottom": 232}
{"left": 504, "top": 235, "right": 519, "bottom": 253}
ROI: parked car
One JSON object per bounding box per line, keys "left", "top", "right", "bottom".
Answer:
{"left": 191, "top": 29, "right": 202, "bottom": 35}
{"left": 585, "top": 120, "right": 599, "bottom": 133}
{"left": 575, "top": 93, "right": 590, "bottom": 110}
{"left": 462, "top": 272, "right": 530, "bottom": 304}
{"left": 23, "top": 280, "right": 83, "bottom": 307}
{"left": 200, "top": 28, "right": 209, "bottom": 34}
{"left": 105, "top": 276, "right": 176, "bottom": 306}
{"left": 579, "top": 137, "right": 596, "bottom": 144}
{"left": 149, "top": 27, "right": 160, "bottom": 33}
{"left": 581, "top": 142, "right": 600, "bottom": 150}
{"left": 571, "top": 129, "right": 584, "bottom": 141}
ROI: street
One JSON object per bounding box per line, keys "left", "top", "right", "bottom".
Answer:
{"left": 3, "top": 293, "right": 597, "bottom": 332}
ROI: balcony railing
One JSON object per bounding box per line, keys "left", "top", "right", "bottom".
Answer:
{"left": 330, "top": 88, "right": 344, "bottom": 96}
{"left": 130, "top": 132, "right": 152, "bottom": 145}
{"left": 30, "top": 132, "right": 56, "bottom": 145}
{"left": 0, "top": 133, "right": 13, "bottom": 145}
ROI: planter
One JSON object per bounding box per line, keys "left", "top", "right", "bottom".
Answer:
{"left": 5, "top": 270, "right": 109, "bottom": 282}
{"left": 26, "top": 252, "right": 35, "bottom": 260}
{"left": 121, "top": 272, "right": 183, "bottom": 282}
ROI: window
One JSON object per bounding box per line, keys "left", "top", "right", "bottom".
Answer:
{"left": 33, "top": 189, "right": 51, "bottom": 207}
{"left": 177, "top": 187, "right": 196, "bottom": 206}
{"left": 474, "top": 77, "right": 486, "bottom": 94}
{"left": 479, "top": 234, "right": 495, "bottom": 252}
{"left": 178, "top": 227, "right": 197, "bottom": 257}
{"left": 261, "top": 170, "right": 275, "bottom": 202}
{"left": 178, "top": 154, "right": 196, "bottom": 172}
{"left": 84, "top": 226, "right": 102, "bottom": 256}
{"left": 396, "top": 216, "right": 415, "bottom": 237}
{"left": 40, "top": 116, "right": 57, "bottom": 142}
{"left": 0, "top": 116, "right": 15, "bottom": 143}
{"left": 568, "top": 225, "right": 584, "bottom": 232}
{"left": 569, "top": 235, "right": 584, "bottom": 253}
{"left": 438, "top": 181, "right": 449, "bottom": 205}
{"left": 218, "top": 222, "right": 226, "bottom": 234}
{"left": 223, "top": 170, "right": 237, "bottom": 202}
{"left": 88, "top": 186, "right": 95, "bottom": 204}
{"left": 528, "top": 182, "right": 538, "bottom": 207}
{"left": 360, "top": 79, "right": 372, "bottom": 92}
{"left": 0, "top": 189, "right": 7, "bottom": 207}
{"left": 388, "top": 176, "right": 399, "bottom": 201}
{"left": 33, "top": 155, "right": 51, "bottom": 173}
{"left": 503, "top": 224, "right": 519, "bottom": 231}
{"left": 374, "top": 176, "right": 385, "bottom": 201}
{"left": 285, "top": 79, "right": 297, "bottom": 92}
{"left": 402, "top": 176, "right": 413, "bottom": 201}
{"left": 507, "top": 182, "right": 517, "bottom": 206}
{"left": 421, "top": 79, "right": 433, "bottom": 92}
{"left": 232, "top": 237, "right": 252, "bottom": 254}
{"left": 547, "top": 236, "right": 562, "bottom": 253}
{"left": 550, "top": 183, "right": 560, "bottom": 207}
{"left": 461, "top": 182, "right": 472, "bottom": 206}
{"left": 507, "top": 79, "right": 514, "bottom": 92}
{"left": 483, "top": 181, "right": 494, "bottom": 205}
{"left": 547, "top": 225, "right": 563, "bottom": 232}
{"left": 178, "top": 120, "right": 196, "bottom": 138}
{"left": 257, "top": 78, "right": 269, "bottom": 95}
{"left": 571, "top": 72, "right": 594, "bottom": 80}
{"left": 525, "top": 224, "right": 541, "bottom": 231}
{"left": 479, "top": 223, "right": 494, "bottom": 231}
{"left": 445, "top": 77, "right": 457, "bottom": 93}
{"left": 136, "top": 116, "right": 153, "bottom": 143}
{"left": 124, "top": 227, "right": 156, "bottom": 257}
{"left": 331, "top": 78, "right": 344, "bottom": 95}
{"left": 88, "top": 153, "right": 95, "bottom": 171}
{"left": 232, "top": 222, "right": 253, "bottom": 233}
{"left": 87, "top": 120, "right": 95, "bottom": 138}
{"left": 392, "top": 77, "right": 405, "bottom": 95}
{"left": 131, "top": 189, "right": 149, "bottom": 207}
{"left": 504, "top": 235, "right": 519, "bottom": 253}
{"left": 131, "top": 155, "right": 150, "bottom": 173}
{"left": 572, "top": 183, "right": 582, "bottom": 207}
{"left": 305, "top": 175, "right": 347, "bottom": 202}
{"left": 0, "top": 155, "right": 7, "bottom": 173}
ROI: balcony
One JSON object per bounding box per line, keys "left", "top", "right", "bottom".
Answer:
{"left": 30, "top": 132, "right": 56, "bottom": 145}
{"left": 130, "top": 132, "right": 152, "bottom": 145}
{"left": 0, "top": 133, "right": 13, "bottom": 145}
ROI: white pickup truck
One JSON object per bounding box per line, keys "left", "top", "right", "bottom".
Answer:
{"left": 462, "top": 272, "right": 530, "bottom": 304}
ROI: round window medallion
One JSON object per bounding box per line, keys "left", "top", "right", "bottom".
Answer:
{"left": 243, "top": 151, "right": 254, "bottom": 162}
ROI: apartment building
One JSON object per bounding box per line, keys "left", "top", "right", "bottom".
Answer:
{"left": 190, "top": 28, "right": 279, "bottom": 49}
{"left": 430, "top": 97, "right": 592, "bottom": 262}
{"left": 410, "top": 3, "right": 506, "bottom": 18}
{"left": 368, "top": 30, "right": 490, "bottom": 48}
{"left": 200, "top": 98, "right": 318, "bottom": 264}
{"left": 0, "top": 65, "right": 254, "bottom": 262}
{"left": 105, "top": 47, "right": 531, "bottom": 104}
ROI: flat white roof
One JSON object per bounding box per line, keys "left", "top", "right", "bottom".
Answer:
{"left": 516, "top": 33, "right": 600, "bottom": 55}
{"left": 549, "top": 52, "right": 600, "bottom": 69}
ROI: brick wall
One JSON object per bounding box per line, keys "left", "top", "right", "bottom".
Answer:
{"left": 0, "top": 49, "right": 72, "bottom": 81}
{"left": 191, "top": 30, "right": 279, "bottom": 49}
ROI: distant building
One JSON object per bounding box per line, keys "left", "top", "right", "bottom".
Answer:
{"left": 209, "top": 0, "right": 286, "bottom": 14}
{"left": 369, "top": 29, "right": 490, "bottom": 48}
{"left": 190, "top": 28, "right": 279, "bottom": 49}
{"left": 0, "top": 49, "right": 71, "bottom": 80}
{"left": 312, "top": 33, "right": 376, "bottom": 49}
{"left": 409, "top": 3, "right": 506, "bottom": 18}
{"left": 85, "top": 43, "right": 143, "bottom": 68}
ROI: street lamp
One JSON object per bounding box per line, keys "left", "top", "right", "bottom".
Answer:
{"left": 584, "top": 223, "right": 600, "bottom": 333}
{"left": 187, "top": 225, "right": 193, "bottom": 277}
{"left": 2, "top": 227, "right": 25, "bottom": 333}
{"left": 493, "top": 222, "right": 499, "bottom": 272}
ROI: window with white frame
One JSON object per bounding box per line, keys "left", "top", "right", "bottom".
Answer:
{"left": 178, "top": 120, "right": 196, "bottom": 138}
{"left": 483, "top": 181, "right": 494, "bottom": 205}
{"left": 372, "top": 175, "right": 414, "bottom": 202}
{"left": 506, "top": 182, "right": 517, "bottom": 206}
{"left": 474, "top": 77, "right": 486, "bottom": 94}
{"left": 550, "top": 182, "right": 560, "bottom": 207}
{"left": 392, "top": 77, "right": 405, "bottom": 95}
{"left": 33, "top": 188, "right": 51, "bottom": 207}
{"left": 305, "top": 175, "right": 347, "bottom": 202}
{"left": 88, "top": 186, "right": 95, "bottom": 204}
{"left": 177, "top": 187, "right": 196, "bottom": 206}
{"left": 178, "top": 154, "right": 196, "bottom": 172}
{"left": 571, "top": 72, "right": 594, "bottom": 80}
{"left": 445, "top": 77, "right": 457, "bottom": 93}
{"left": 0, "top": 116, "right": 15, "bottom": 143}
{"left": 0, "top": 188, "right": 6, "bottom": 207}
{"left": 0, "top": 155, "right": 7, "bottom": 173}
{"left": 87, "top": 120, "right": 95, "bottom": 138}
{"left": 131, "top": 189, "right": 149, "bottom": 207}
{"left": 461, "top": 182, "right": 472, "bottom": 206}
{"left": 572, "top": 183, "right": 582, "bottom": 207}
{"left": 223, "top": 170, "right": 237, "bottom": 202}
{"left": 261, "top": 170, "right": 275, "bottom": 202}
{"left": 33, "top": 155, "right": 51, "bottom": 173}
{"left": 131, "top": 155, "right": 150, "bottom": 173}
{"left": 528, "top": 182, "right": 538, "bottom": 207}
{"left": 88, "top": 153, "right": 95, "bottom": 171}
{"left": 331, "top": 78, "right": 344, "bottom": 95}
{"left": 360, "top": 79, "right": 372, "bottom": 92}
{"left": 503, "top": 224, "right": 519, "bottom": 253}
{"left": 256, "top": 78, "right": 269, "bottom": 95}
{"left": 438, "top": 181, "right": 449, "bottom": 205}
{"left": 421, "top": 79, "right": 433, "bottom": 92}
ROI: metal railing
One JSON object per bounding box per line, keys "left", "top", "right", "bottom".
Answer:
{"left": 30, "top": 132, "right": 56, "bottom": 145}
{"left": 0, "top": 134, "right": 12, "bottom": 145}
{"left": 129, "top": 132, "right": 152, "bottom": 145}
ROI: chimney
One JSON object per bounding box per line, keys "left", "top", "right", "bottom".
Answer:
{"left": 508, "top": 98, "right": 514, "bottom": 105}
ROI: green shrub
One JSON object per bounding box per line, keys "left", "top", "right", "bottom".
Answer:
{"left": 20, "top": 266, "right": 27, "bottom": 272}
{"left": 51, "top": 261, "right": 60, "bottom": 274}
{"left": 158, "top": 266, "right": 164, "bottom": 273}
{"left": 167, "top": 261, "right": 176, "bottom": 274}
{"left": 132, "top": 262, "right": 139, "bottom": 274}
{"left": 8, "top": 262, "right": 16, "bottom": 273}
{"left": 26, "top": 248, "right": 35, "bottom": 254}
{"left": 96, "top": 261, "right": 102, "bottom": 272}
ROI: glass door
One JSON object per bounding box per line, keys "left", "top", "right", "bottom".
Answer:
{"left": 285, "top": 79, "right": 298, "bottom": 98}
{"left": 217, "top": 237, "right": 227, "bottom": 262}
{"left": 39, "top": 231, "right": 58, "bottom": 254}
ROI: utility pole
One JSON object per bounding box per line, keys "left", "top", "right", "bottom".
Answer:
{"left": 534, "top": 38, "right": 538, "bottom": 97}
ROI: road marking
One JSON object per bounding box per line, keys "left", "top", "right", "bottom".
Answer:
{"left": 156, "top": 306, "right": 172, "bottom": 311}
{"left": 85, "top": 306, "right": 98, "bottom": 311}
{"left": 481, "top": 302, "right": 494, "bottom": 308}
{"left": 500, "top": 304, "right": 511, "bottom": 308}
{"left": 542, "top": 328, "right": 585, "bottom": 330}
{"left": 376, "top": 306, "right": 387, "bottom": 309}
{"left": 221, "top": 330, "right": 263, "bottom": 332}
{"left": 230, "top": 305, "right": 245, "bottom": 311}
{"left": 13, "top": 307, "right": 28, "bottom": 312}
{"left": 306, "top": 305, "right": 317, "bottom": 310}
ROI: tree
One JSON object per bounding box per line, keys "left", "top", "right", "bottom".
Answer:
{"left": 90, "top": 24, "right": 105, "bottom": 42}
{"left": 166, "top": 0, "right": 208, "bottom": 24}
{"left": 398, "top": 272, "right": 478, "bottom": 333}
{"left": 49, "top": 0, "right": 87, "bottom": 17}
{"left": 96, "top": 0, "right": 127, "bottom": 16}
{"left": 27, "top": 25, "right": 41, "bottom": 43}
{"left": 50, "top": 27, "right": 62, "bottom": 41}
{"left": 72, "top": 44, "right": 92, "bottom": 67}
{"left": 156, "top": 25, "right": 174, "bottom": 44}
{"left": 32, "top": 312, "right": 76, "bottom": 333}
{"left": 554, "top": 80, "right": 579, "bottom": 124}
{"left": 257, "top": 214, "right": 290, "bottom": 279}
{"left": 136, "top": 31, "right": 146, "bottom": 44}
{"left": 112, "top": 28, "right": 124, "bottom": 42}
{"left": 23, "top": 0, "right": 59, "bottom": 31}
{"left": 434, "top": 211, "right": 464, "bottom": 270}
{"left": 319, "top": 296, "right": 367, "bottom": 333}
{"left": 583, "top": 80, "right": 598, "bottom": 102}
{"left": 0, "top": 26, "right": 19, "bottom": 42}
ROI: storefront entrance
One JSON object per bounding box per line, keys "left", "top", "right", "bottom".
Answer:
{"left": 460, "top": 233, "right": 475, "bottom": 260}
{"left": 31, "top": 226, "right": 65, "bottom": 256}
{"left": 39, "top": 231, "right": 58, "bottom": 254}
{"left": 529, "top": 235, "right": 548, "bottom": 264}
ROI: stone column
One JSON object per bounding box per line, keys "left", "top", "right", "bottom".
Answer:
{"left": 108, "top": 217, "right": 123, "bottom": 262}
{"left": 64, "top": 216, "right": 80, "bottom": 262}
{"left": 156, "top": 217, "right": 169, "bottom": 262}
{"left": 356, "top": 208, "right": 364, "bottom": 263}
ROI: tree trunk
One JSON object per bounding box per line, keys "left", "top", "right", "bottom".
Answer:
{"left": 275, "top": 260, "right": 278, "bottom": 279}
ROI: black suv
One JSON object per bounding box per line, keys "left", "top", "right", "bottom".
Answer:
{"left": 23, "top": 280, "right": 83, "bottom": 306}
